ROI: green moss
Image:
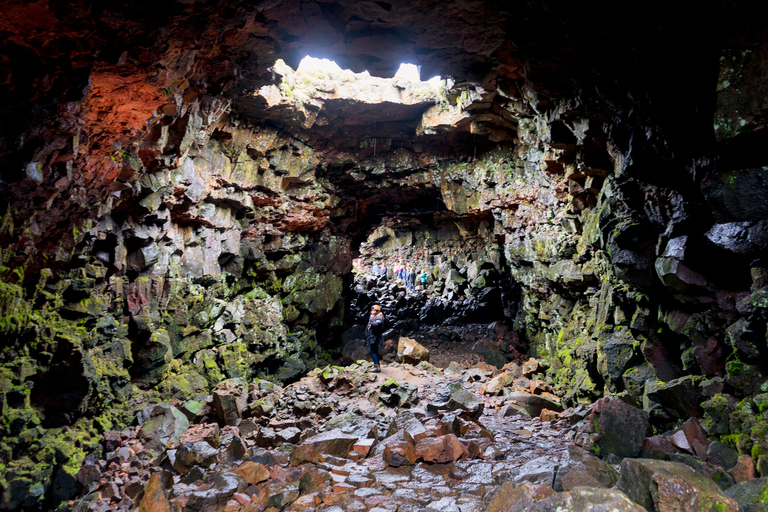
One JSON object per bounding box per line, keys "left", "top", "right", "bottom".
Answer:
{"left": 758, "top": 479, "right": 768, "bottom": 503}
{"left": 754, "top": 393, "right": 768, "bottom": 414}
{"left": 0, "top": 279, "right": 32, "bottom": 334}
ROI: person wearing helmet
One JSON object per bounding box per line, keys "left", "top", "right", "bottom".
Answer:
{"left": 365, "top": 304, "right": 385, "bottom": 372}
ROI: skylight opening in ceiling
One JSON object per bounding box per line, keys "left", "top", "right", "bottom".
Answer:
{"left": 288, "top": 56, "right": 444, "bottom": 89}
{"left": 260, "top": 56, "right": 452, "bottom": 116}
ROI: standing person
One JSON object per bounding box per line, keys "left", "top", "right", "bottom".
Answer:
{"left": 419, "top": 269, "right": 429, "bottom": 288}
{"left": 379, "top": 262, "right": 387, "bottom": 280}
{"left": 372, "top": 261, "right": 379, "bottom": 276}
{"left": 393, "top": 260, "right": 401, "bottom": 281}
{"left": 403, "top": 263, "right": 411, "bottom": 291}
{"left": 365, "top": 305, "right": 385, "bottom": 372}
{"left": 407, "top": 264, "right": 416, "bottom": 292}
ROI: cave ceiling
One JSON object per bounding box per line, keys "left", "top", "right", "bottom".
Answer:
{"left": 0, "top": 0, "right": 763, "bottom": 268}
{"left": 1, "top": 0, "right": 754, "bottom": 169}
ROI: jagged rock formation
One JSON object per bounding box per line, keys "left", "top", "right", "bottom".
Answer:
{"left": 1, "top": 0, "right": 768, "bottom": 509}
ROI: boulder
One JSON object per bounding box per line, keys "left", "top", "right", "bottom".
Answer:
{"left": 668, "top": 453, "right": 735, "bottom": 491}
{"left": 553, "top": 445, "right": 619, "bottom": 492}
{"left": 212, "top": 378, "right": 248, "bottom": 426}
{"left": 505, "top": 391, "right": 564, "bottom": 417}
{"left": 173, "top": 441, "right": 220, "bottom": 475}
{"left": 591, "top": 396, "right": 648, "bottom": 458}
{"left": 400, "top": 417, "right": 429, "bottom": 445}
{"left": 522, "top": 358, "right": 541, "bottom": 377}
{"left": 139, "top": 403, "right": 190, "bottom": 454}
{"left": 138, "top": 473, "right": 171, "bottom": 512}
{"left": 485, "top": 481, "right": 554, "bottom": 512}
{"left": 379, "top": 379, "right": 419, "bottom": 408}
{"left": 289, "top": 429, "right": 359, "bottom": 465}
{"left": 276, "top": 427, "right": 302, "bottom": 444}
{"left": 383, "top": 440, "right": 417, "bottom": 466}
{"left": 707, "top": 441, "right": 739, "bottom": 470}
{"left": 415, "top": 434, "right": 464, "bottom": 463}
{"left": 641, "top": 436, "right": 679, "bottom": 460}
{"left": 655, "top": 236, "right": 711, "bottom": 295}
{"left": 232, "top": 461, "right": 270, "bottom": 485}
{"left": 729, "top": 454, "right": 757, "bottom": 483}
{"left": 254, "top": 482, "right": 300, "bottom": 510}
{"left": 180, "top": 423, "right": 220, "bottom": 447}
{"left": 615, "top": 458, "right": 738, "bottom": 512}
{"left": 643, "top": 376, "right": 704, "bottom": 423}
{"left": 427, "top": 382, "right": 484, "bottom": 419}
{"left": 397, "top": 337, "right": 430, "bottom": 364}
{"left": 481, "top": 372, "right": 516, "bottom": 395}
{"left": 560, "top": 471, "right": 605, "bottom": 490}
{"left": 185, "top": 473, "right": 244, "bottom": 512}
{"left": 724, "top": 477, "right": 768, "bottom": 512}
{"left": 517, "top": 487, "right": 648, "bottom": 512}
{"left": 678, "top": 418, "right": 709, "bottom": 458}
{"left": 597, "top": 331, "right": 638, "bottom": 392}
{"left": 511, "top": 455, "right": 560, "bottom": 487}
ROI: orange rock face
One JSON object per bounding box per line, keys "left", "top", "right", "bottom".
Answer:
{"left": 233, "top": 461, "right": 270, "bottom": 486}
{"left": 138, "top": 473, "right": 171, "bottom": 512}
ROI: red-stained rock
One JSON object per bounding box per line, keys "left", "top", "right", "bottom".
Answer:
{"left": 729, "top": 454, "right": 756, "bottom": 483}
{"left": 529, "top": 380, "right": 554, "bottom": 395}
{"left": 679, "top": 417, "right": 709, "bottom": 459}
{"left": 460, "top": 437, "right": 493, "bottom": 458}
{"left": 415, "top": 434, "right": 464, "bottom": 463}
{"left": 521, "top": 358, "right": 540, "bottom": 377}
{"left": 352, "top": 438, "right": 376, "bottom": 458}
{"left": 383, "top": 440, "right": 417, "bottom": 466}
{"left": 180, "top": 423, "right": 221, "bottom": 447}
{"left": 233, "top": 492, "right": 251, "bottom": 505}
{"left": 232, "top": 462, "right": 270, "bottom": 486}
{"left": 539, "top": 409, "right": 558, "bottom": 422}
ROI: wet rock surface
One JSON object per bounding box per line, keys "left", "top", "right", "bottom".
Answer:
{"left": 55, "top": 358, "right": 765, "bottom": 512}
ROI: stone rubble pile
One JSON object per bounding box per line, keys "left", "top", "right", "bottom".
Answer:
{"left": 68, "top": 359, "right": 766, "bottom": 512}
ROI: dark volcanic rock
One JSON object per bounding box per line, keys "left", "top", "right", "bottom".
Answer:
{"left": 616, "top": 458, "right": 738, "bottom": 512}
{"left": 553, "top": 445, "right": 618, "bottom": 492}
{"left": 591, "top": 396, "right": 649, "bottom": 459}
{"left": 288, "top": 429, "right": 359, "bottom": 465}
{"left": 504, "top": 391, "right": 564, "bottom": 418}
{"left": 173, "top": 441, "right": 220, "bottom": 475}
{"left": 427, "top": 382, "right": 484, "bottom": 419}
{"left": 518, "top": 487, "right": 648, "bottom": 512}
{"left": 725, "top": 477, "right": 768, "bottom": 512}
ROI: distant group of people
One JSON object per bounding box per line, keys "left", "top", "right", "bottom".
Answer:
{"left": 368, "top": 257, "right": 429, "bottom": 293}
{"left": 362, "top": 256, "right": 431, "bottom": 373}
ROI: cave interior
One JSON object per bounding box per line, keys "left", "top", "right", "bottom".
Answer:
{"left": 1, "top": 0, "right": 768, "bottom": 509}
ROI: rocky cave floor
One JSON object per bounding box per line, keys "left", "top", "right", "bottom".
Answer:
{"left": 65, "top": 348, "right": 765, "bottom": 512}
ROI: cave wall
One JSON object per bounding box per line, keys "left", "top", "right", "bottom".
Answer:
{"left": 1, "top": 0, "right": 768, "bottom": 508}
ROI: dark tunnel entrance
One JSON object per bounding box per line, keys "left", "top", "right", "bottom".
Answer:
{"left": 319, "top": 174, "right": 525, "bottom": 370}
